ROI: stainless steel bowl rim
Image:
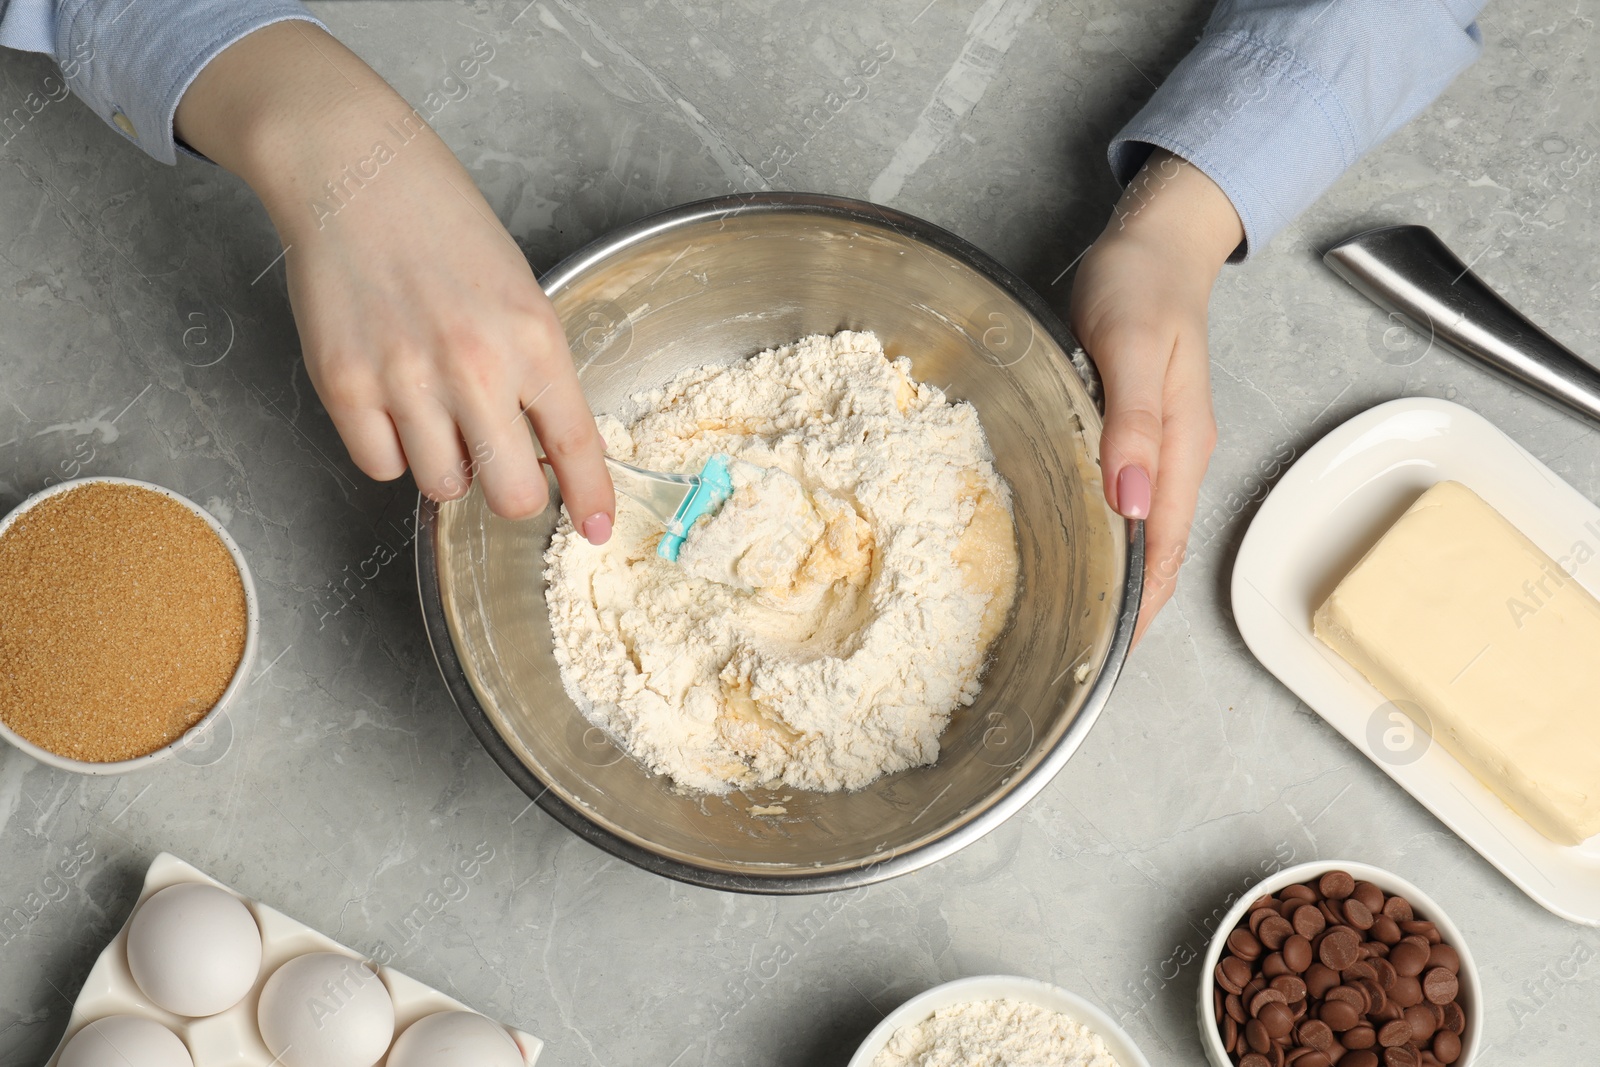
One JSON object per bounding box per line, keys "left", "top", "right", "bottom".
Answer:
{"left": 415, "top": 191, "right": 1143, "bottom": 894}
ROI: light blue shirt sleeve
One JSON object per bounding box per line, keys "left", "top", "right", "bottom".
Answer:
{"left": 1109, "top": 0, "right": 1488, "bottom": 259}
{"left": 0, "top": 0, "right": 324, "bottom": 164}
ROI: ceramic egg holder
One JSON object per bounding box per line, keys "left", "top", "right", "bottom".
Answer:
{"left": 47, "top": 852, "right": 543, "bottom": 1066}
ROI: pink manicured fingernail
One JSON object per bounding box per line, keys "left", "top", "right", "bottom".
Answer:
{"left": 1117, "top": 466, "right": 1152, "bottom": 520}
{"left": 582, "top": 512, "right": 612, "bottom": 545}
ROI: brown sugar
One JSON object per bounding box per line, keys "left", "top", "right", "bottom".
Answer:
{"left": 0, "top": 482, "right": 248, "bottom": 762}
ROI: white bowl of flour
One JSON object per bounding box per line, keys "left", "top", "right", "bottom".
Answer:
{"left": 849, "top": 975, "right": 1152, "bottom": 1067}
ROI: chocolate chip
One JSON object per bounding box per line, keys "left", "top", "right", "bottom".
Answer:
{"left": 1292, "top": 904, "right": 1327, "bottom": 939}
{"left": 1384, "top": 1046, "right": 1420, "bottom": 1067}
{"left": 1319, "top": 999, "right": 1361, "bottom": 1031}
{"left": 1343, "top": 897, "right": 1376, "bottom": 931}
{"left": 1261, "top": 915, "right": 1296, "bottom": 951}
{"left": 1353, "top": 881, "right": 1386, "bottom": 913}
{"left": 1342, "top": 959, "right": 1378, "bottom": 984}
{"left": 1283, "top": 935, "right": 1313, "bottom": 974}
{"left": 1224, "top": 1014, "right": 1239, "bottom": 1050}
{"left": 1299, "top": 1019, "right": 1334, "bottom": 1052}
{"left": 1373, "top": 957, "right": 1398, "bottom": 990}
{"left": 1263, "top": 952, "right": 1291, "bottom": 979}
{"left": 1390, "top": 975, "right": 1423, "bottom": 1008}
{"left": 1215, "top": 985, "right": 1225, "bottom": 1022}
{"left": 1247, "top": 1018, "right": 1272, "bottom": 1053}
{"left": 1227, "top": 993, "right": 1247, "bottom": 1023}
{"left": 1219, "top": 956, "right": 1249, "bottom": 994}
{"left": 1441, "top": 1002, "right": 1465, "bottom": 1035}
{"left": 1356, "top": 979, "right": 1382, "bottom": 1017}
{"left": 1426, "top": 944, "right": 1460, "bottom": 975}
{"left": 1298, "top": 1053, "right": 1331, "bottom": 1067}
{"left": 1432, "top": 1029, "right": 1462, "bottom": 1064}
{"left": 1343, "top": 1052, "right": 1380, "bottom": 1067}
{"left": 1283, "top": 883, "right": 1318, "bottom": 903}
{"left": 1390, "top": 941, "right": 1429, "bottom": 978}
{"left": 1356, "top": 978, "right": 1388, "bottom": 1016}
{"left": 1320, "top": 871, "right": 1356, "bottom": 899}
{"left": 1326, "top": 985, "right": 1366, "bottom": 1010}
{"left": 1345, "top": 1024, "right": 1378, "bottom": 1050}
{"left": 1230, "top": 928, "right": 1264, "bottom": 962}
{"left": 1252, "top": 988, "right": 1288, "bottom": 1016}
{"left": 1271, "top": 975, "right": 1308, "bottom": 1003}
{"left": 1382, "top": 896, "right": 1414, "bottom": 922}
{"left": 1261, "top": 1000, "right": 1295, "bottom": 1038}
{"left": 1400, "top": 920, "right": 1440, "bottom": 944}
{"left": 1422, "top": 967, "right": 1458, "bottom": 1005}
{"left": 1378, "top": 1020, "right": 1413, "bottom": 1047}
{"left": 1305, "top": 963, "right": 1341, "bottom": 999}
{"left": 1406, "top": 1004, "right": 1439, "bottom": 1043}
{"left": 1371, "top": 915, "right": 1402, "bottom": 945}
{"left": 1239, "top": 1054, "right": 1271, "bottom": 1067}
{"left": 1320, "top": 928, "right": 1362, "bottom": 971}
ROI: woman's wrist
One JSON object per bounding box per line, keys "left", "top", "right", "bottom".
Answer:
{"left": 175, "top": 22, "right": 427, "bottom": 238}
{"left": 1102, "top": 148, "right": 1244, "bottom": 275}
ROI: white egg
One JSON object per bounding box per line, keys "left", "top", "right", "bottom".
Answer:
{"left": 58, "top": 1015, "right": 193, "bottom": 1067}
{"left": 126, "top": 883, "right": 262, "bottom": 1017}
{"left": 257, "top": 952, "right": 395, "bottom": 1067}
{"left": 385, "top": 1010, "right": 523, "bottom": 1067}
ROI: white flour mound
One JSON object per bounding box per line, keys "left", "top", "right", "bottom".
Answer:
{"left": 543, "top": 330, "right": 1018, "bottom": 793}
{"left": 871, "top": 999, "right": 1123, "bottom": 1067}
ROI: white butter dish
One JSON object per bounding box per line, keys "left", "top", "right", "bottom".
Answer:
{"left": 1232, "top": 396, "right": 1600, "bottom": 925}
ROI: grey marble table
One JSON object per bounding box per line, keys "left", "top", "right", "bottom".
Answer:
{"left": 1, "top": 2, "right": 1597, "bottom": 1064}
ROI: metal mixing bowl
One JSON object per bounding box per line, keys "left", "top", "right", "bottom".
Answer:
{"left": 417, "top": 193, "right": 1141, "bottom": 893}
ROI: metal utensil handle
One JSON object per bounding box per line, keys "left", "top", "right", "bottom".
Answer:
{"left": 602, "top": 456, "right": 698, "bottom": 525}
{"left": 539, "top": 454, "right": 696, "bottom": 525}
{"left": 1323, "top": 224, "right": 1600, "bottom": 431}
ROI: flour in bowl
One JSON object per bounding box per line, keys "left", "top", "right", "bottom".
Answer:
{"left": 543, "top": 330, "right": 1018, "bottom": 793}
{"left": 871, "top": 999, "right": 1123, "bottom": 1067}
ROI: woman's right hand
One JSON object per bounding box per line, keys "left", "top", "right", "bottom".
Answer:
{"left": 1070, "top": 149, "right": 1244, "bottom": 644}
{"left": 176, "top": 21, "right": 615, "bottom": 539}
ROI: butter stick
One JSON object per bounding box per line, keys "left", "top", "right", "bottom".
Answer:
{"left": 1314, "top": 480, "right": 1600, "bottom": 846}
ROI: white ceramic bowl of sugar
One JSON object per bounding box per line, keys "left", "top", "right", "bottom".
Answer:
{"left": 0, "top": 475, "right": 259, "bottom": 774}
{"left": 847, "top": 974, "right": 1152, "bottom": 1067}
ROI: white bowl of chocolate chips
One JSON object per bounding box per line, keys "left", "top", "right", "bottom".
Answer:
{"left": 1198, "top": 861, "right": 1481, "bottom": 1067}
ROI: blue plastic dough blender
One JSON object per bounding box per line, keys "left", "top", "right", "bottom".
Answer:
{"left": 602, "top": 454, "right": 734, "bottom": 561}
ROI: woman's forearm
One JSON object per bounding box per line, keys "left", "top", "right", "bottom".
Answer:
{"left": 173, "top": 21, "right": 457, "bottom": 237}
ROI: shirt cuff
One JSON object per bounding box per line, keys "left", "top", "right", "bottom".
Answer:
{"left": 1109, "top": 32, "right": 1358, "bottom": 261}
{"left": 55, "top": 0, "right": 326, "bottom": 165}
